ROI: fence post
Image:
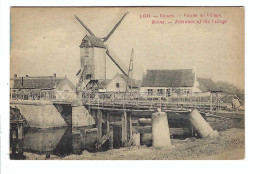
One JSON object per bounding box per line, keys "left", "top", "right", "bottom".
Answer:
{"left": 210, "top": 93, "right": 213, "bottom": 111}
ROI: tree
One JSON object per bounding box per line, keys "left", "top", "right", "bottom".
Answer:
{"left": 215, "top": 81, "right": 242, "bottom": 93}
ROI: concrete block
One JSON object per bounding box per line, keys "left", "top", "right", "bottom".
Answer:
{"left": 72, "top": 106, "right": 95, "bottom": 127}
{"left": 15, "top": 104, "right": 67, "bottom": 128}
{"left": 152, "top": 112, "right": 171, "bottom": 148}
{"left": 189, "top": 109, "right": 219, "bottom": 138}
{"left": 132, "top": 133, "right": 140, "bottom": 146}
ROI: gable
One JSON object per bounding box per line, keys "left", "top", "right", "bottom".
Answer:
{"left": 106, "top": 75, "right": 126, "bottom": 90}
{"left": 56, "top": 78, "right": 76, "bottom": 91}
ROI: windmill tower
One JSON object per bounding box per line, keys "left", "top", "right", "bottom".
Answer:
{"left": 75, "top": 13, "right": 129, "bottom": 94}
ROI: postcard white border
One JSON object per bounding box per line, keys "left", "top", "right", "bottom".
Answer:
{"left": 1, "top": 0, "right": 259, "bottom": 174}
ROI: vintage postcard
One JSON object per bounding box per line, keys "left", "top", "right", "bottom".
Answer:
{"left": 10, "top": 7, "right": 244, "bottom": 160}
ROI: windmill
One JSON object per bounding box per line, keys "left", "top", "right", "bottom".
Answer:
{"left": 75, "top": 12, "right": 129, "bottom": 95}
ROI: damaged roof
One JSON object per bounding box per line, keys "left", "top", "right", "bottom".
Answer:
{"left": 79, "top": 35, "right": 106, "bottom": 49}
{"left": 141, "top": 69, "right": 195, "bottom": 87}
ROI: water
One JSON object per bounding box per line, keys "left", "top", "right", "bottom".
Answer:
{"left": 23, "top": 126, "right": 97, "bottom": 157}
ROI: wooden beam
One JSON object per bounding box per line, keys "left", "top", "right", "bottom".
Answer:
{"left": 121, "top": 111, "right": 127, "bottom": 147}
{"left": 102, "top": 111, "right": 110, "bottom": 136}
{"left": 96, "top": 131, "right": 112, "bottom": 149}
{"left": 90, "top": 109, "right": 97, "bottom": 127}
{"left": 106, "top": 112, "right": 110, "bottom": 134}
{"left": 109, "top": 126, "right": 113, "bottom": 149}
{"left": 97, "top": 110, "right": 102, "bottom": 144}
{"left": 133, "top": 125, "right": 152, "bottom": 134}
{"left": 17, "top": 123, "right": 24, "bottom": 156}
{"left": 127, "top": 114, "right": 132, "bottom": 141}
{"left": 85, "top": 106, "right": 190, "bottom": 116}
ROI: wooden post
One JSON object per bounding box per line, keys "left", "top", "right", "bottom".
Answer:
{"left": 106, "top": 112, "right": 110, "bottom": 134}
{"left": 121, "top": 111, "right": 127, "bottom": 147}
{"left": 105, "top": 112, "right": 114, "bottom": 149}
{"left": 11, "top": 124, "right": 17, "bottom": 158}
{"left": 210, "top": 93, "right": 213, "bottom": 111}
{"left": 109, "top": 126, "right": 113, "bottom": 149}
{"left": 17, "top": 123, "right": 24, "bottom": 157}
{"left": 127, "top": 114, "right": 133, "bottom": 141}
{"left": 101, "top": 111, "right": 106, "bottom": 136}
{"left": 91, "top": 109, "right": 97, "bottom": 128}
{"left": 97, "top": 110, "right": 102, "bottom": 143}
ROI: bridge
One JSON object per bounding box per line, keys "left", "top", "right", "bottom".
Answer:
{"left": 10, "top": 90, "right": 244, "bottom": 150}
{"left": 10, "top": 90, "right": 243, "bottom": 112}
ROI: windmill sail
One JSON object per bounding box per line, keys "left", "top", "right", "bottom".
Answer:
{"left": 75, "top": 15, "right": 95, "bottom": 36}
{"left": 103, "top": 12, "right": 129, "bottom": 42}
{"left": 106, "top": 47, "right": 129, "bottom": 77}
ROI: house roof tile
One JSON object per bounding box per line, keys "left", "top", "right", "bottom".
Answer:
{"left": 141, "top": 69, "right": 195, "bottom": 87}
{"left": 13, "top": 76, "right": 75, "bottom": 90}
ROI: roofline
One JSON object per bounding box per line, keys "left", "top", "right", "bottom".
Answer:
{"left": 11, "top": 77, "right": 66, "bottom": 80}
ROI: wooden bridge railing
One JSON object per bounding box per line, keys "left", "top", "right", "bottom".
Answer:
{"left": 10, "top": 89, "right": 78, "bottom": 103}
{"left": 10, "top": 89, "right": 244, "bottom": 112}
{"left": 81, "top": 91, "right": 244, "bottom": 112}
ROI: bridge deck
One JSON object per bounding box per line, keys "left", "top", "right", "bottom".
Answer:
{"left": 10, "top": 91, "right": 244, "bottom": 113}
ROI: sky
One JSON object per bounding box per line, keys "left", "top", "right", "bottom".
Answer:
{"left": 10, "top": 7, "right": 244, "bottom": 89}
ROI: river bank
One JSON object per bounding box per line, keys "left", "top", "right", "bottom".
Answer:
{"left": 24, "top": 128, "right": 244, "bottom": 160}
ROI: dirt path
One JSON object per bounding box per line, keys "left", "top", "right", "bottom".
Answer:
{"left": 198, "top": 148, "right": 244, "bottom": 160}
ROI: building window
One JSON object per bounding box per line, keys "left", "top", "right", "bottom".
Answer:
{"left": 166, "top": 89, "right": 171, "bottom": 97}
{"left": 87, "top": 74, "right": 92, "bottom": 79}
{"left": 148, "top": 89, "right": 153, "bottom": 96}
{"left": 116, "top": 83, "right": 120, "bottom": 88}
{"left": 157, "top": 89, "right": 163, "bottom": 96}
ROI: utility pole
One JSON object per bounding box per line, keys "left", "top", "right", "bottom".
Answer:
{"left": 123, "top": 48, "right": 134, "bottom": 109}
{"left": 128, "top": 48, "right": 134, "bottom": 93}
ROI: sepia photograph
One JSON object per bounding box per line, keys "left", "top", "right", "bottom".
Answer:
{"left": 9, "top": 7, "right": 244, "bottom": 160}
